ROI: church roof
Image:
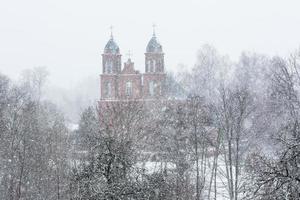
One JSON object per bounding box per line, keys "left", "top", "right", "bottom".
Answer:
{"left": 121, "top": 58, "right": 140, "bottom": 74}
{"left": 104, "top": 37, "right": 120, "bottom": 54}
{"left": 146, "top": 35, "right": 163, "bottom": 53}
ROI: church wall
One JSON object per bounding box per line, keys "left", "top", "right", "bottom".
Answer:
{"left": 100, "top": 74, "right": 118, "bottom": 99}
{"left": 142, "top": 73, "right": 166, "bottom": 98}
{"left": 118, "top": 74, "right": 142, "bottom": 99}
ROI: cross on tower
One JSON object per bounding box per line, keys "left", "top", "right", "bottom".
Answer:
{"left": 126, "top": 50, "right": 132, "bottom": 59}
{"left": 109, "top": 25, "right": 113, "bottom": 38}
{"left": 152, "top": 23, "right": 156, "bottom": 36}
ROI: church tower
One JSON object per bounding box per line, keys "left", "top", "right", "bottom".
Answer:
{"left": 143, "top": 28, "right": 166, "bottom": 98}
{"left": 102, "top": 33, "right": 121, "bottom": 74}
{"left": 100, "top": 32, "right": 121, "bottom": 100}
{"left": 99, "top": 26, "right": 167, "bottom": 102}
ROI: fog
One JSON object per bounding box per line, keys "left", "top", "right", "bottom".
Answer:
{"left": 1, "top": 0, "right": 300, "bottom": 89}
{"left": 1, "top": 1, "right": 300, "bottom": 199}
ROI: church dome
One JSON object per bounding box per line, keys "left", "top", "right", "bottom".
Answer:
{"left": 146, "top": 35, "right": 163, "bottom": 53}
{"left": 104, "top": 37, "right": 120, "bottom": 54}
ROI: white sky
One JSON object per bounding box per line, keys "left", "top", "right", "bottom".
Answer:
{"left": 1, "top": 0, "right": 300, "bottom": 88}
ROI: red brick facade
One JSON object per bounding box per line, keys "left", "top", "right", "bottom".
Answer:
{"left": 100, "top": 33, "right": 166, "bottom": 102}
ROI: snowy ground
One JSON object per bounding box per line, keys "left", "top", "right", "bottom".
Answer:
{"left": 138, "top": 157, "right": 233, "bottom": 200}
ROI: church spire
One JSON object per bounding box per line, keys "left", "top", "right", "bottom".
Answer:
{"left": 146, "top": 24, "right": 162, "bottom": 53}
{"left": 145, "top": 24, "right": 164, "bottom": 74}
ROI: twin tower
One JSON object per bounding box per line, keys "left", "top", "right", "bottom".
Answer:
{"left": 100, "top": 31, "right": 166, "bottom": 101}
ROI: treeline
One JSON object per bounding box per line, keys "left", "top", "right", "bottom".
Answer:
{"left": 1, "top": 45, "right": 300, "bottom": 199}
{"left": 0, "top": 68, "right": 70, "bottom": 199}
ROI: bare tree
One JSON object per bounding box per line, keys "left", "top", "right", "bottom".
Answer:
{"left": 186, "top": 96, "right": 211, "bottom": 199}
{"left": 70, "top": 100, "right": 151, "bottom": 199}
{"left": 245, "top": 53, "right": 300, "bottom": 199}
{"left": 0, "top": 69, "right": 70, "bottom": 200}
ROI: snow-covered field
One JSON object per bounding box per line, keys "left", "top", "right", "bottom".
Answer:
{"left": 137, "top": 156, "right": 236, "bottom": 200}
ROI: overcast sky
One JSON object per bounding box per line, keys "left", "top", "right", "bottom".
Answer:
{"left": 1, "top": 0, "right": 300, "bottom": 88}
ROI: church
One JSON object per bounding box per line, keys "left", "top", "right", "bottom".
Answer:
{"left": 99, "top": 29, "right": 166, "bottom": 102}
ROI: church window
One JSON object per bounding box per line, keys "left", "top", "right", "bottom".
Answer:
{"left": 147, "top": 60, "right": 151, "bottom": 72}
{"left": 104, "top": 81, "right": 112, "bottom": 97}
{"left": 157, "top": 60, "right": 161, "bottom": 72}
{"left": 105, "top": 61, "right": 113, "bottom": 74}
{"left": 105, "top": 62, "right": 108, "bottom": 73}
{"left": 149, "top": 81, "right": 156, "bottom": 96}
{"left": 125, "top": 81, "right": 132, "bottom": 96}
{"left": 149, "top": 81, "right": 161, "bottom": 96}
{"left": 150, "top": 60, "right": 153, "bottom": 72}
{"left": 153, "top": 60, "right": 156, "bottom": 72}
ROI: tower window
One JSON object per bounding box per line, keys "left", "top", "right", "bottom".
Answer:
{"left": 149, "top": 81, "right": 156, "bottom": 96}
{"left": 157, "top": 60, "right": 161, "bottom": 72}
{"left": 153, "top": 60, "right": 156, "bottom": 72}
{"left": 105, "top": 61, "right": 113, "bottom": 74}
{"left": 147, "top": 60, "right": 151, "bottom": 72}
{"left": 125, "top": 81, "right": 132, "bottom": 96}
{"left": 150, "top": 60, "right": 153, "bottom": 72}
{"left": 104, "top": 81, "right": 112, "bottom": 98}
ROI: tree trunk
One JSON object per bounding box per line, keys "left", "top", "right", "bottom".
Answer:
{"left": 195, "top": 127, "right": 200, "bottom": 200}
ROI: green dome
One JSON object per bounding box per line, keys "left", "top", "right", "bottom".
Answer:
{"left": 104, "top": 38, "right": 120, "bottom": 54}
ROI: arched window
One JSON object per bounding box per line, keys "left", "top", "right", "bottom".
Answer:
{"left": 105, "top": 61, "right": 112, "bottom": 74}
{"left": 147, "top": 60, "right": 151, "bottom": 72}
{"left": 157, "top": 60, "right": 161, "bottom": 72}
{"left": 104, "top": 81, "right": 112, "bottom": 98}
{"left": 153, "top": 60, "right": 156, "bottom": 72}
{"left": 125, "top": 81, "right": 132, "bottom": 96}
{"left": 150, "top": 60, "right": 154, "bottom": 72}
{"left": 149, "top": 81, "right": 160, "bottom": 96}
{"left": 149, "top": 81, "right": 156, "bottom": 96}
{"left": 105, "top": 62, "right": 108, "bottom": 73}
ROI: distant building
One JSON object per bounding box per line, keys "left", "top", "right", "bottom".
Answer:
{"left": 99, "top": 29, "right": 166, "bottom": 102}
